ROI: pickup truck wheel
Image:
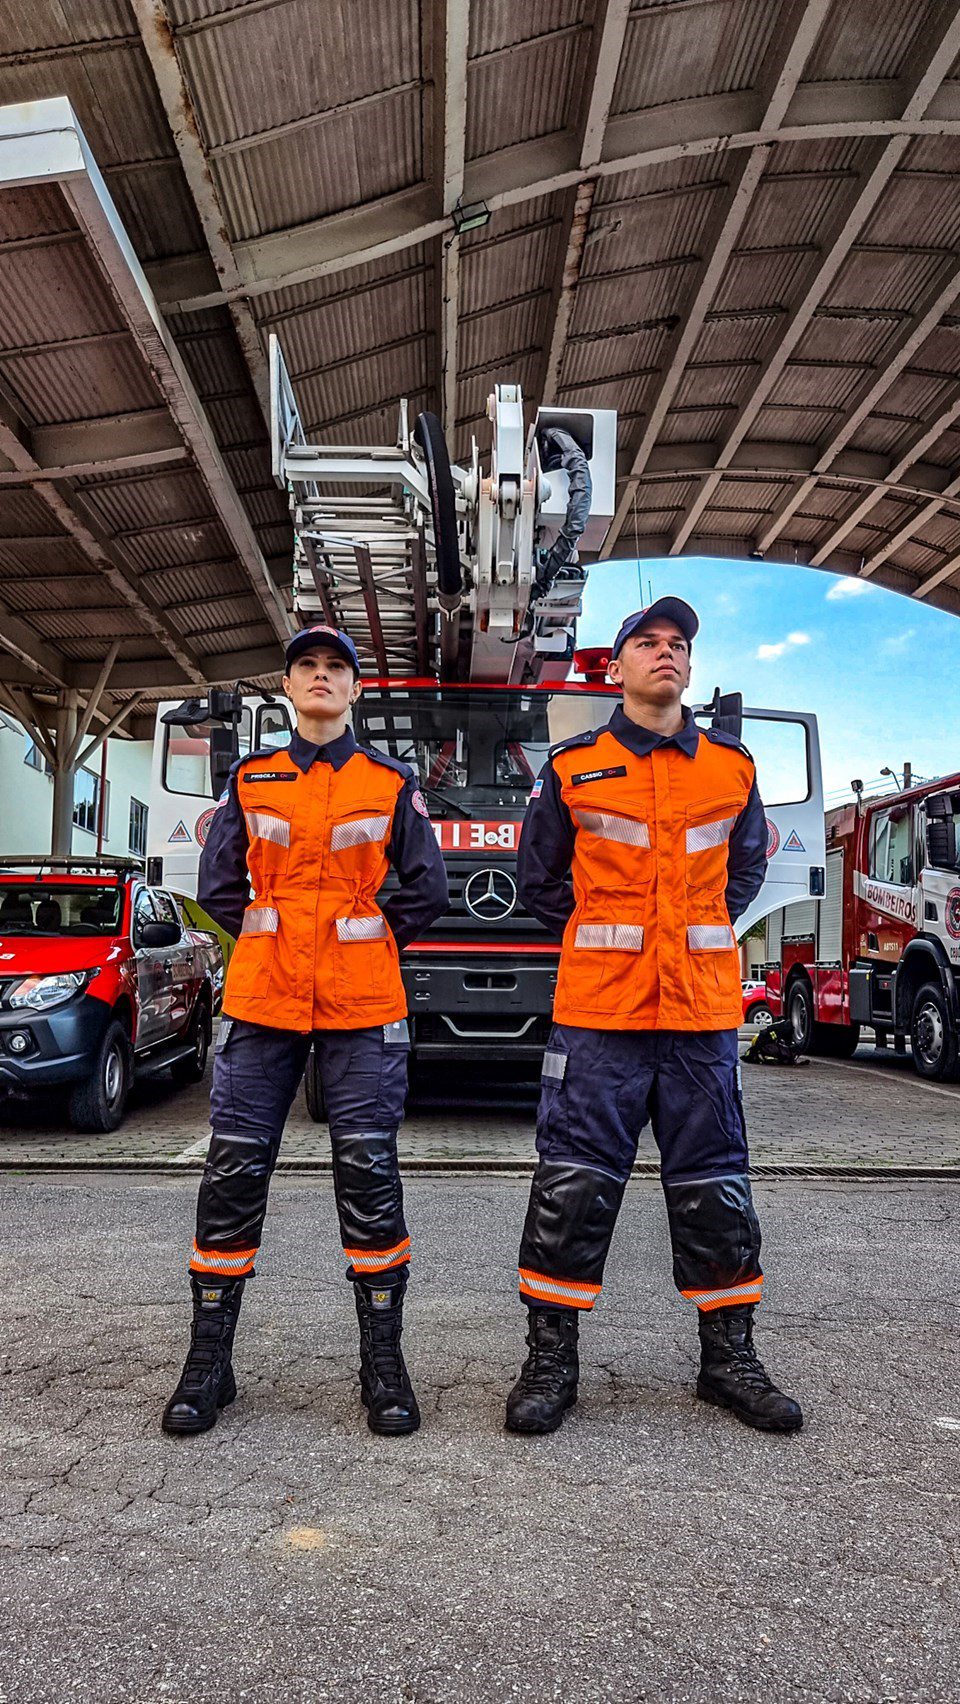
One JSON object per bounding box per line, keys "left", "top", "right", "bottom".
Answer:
{"left": 304, "top": 1045, "right": 326, "bottom": 1122}
{"left": 171, "top": 1001, "right": 212, "bottom": 1087}
{"left": 69, "top": 1019, "right": 132, "bottom": 1134}
{"left": 748, "top": 1002, "right": 773, "bottom": 1027}
{"left": 911, "top": 982, "right": 960, "bottom": 1081}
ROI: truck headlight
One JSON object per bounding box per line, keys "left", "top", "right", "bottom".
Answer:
{"left": 7, "top": 970, "right": 96, "bottom": 1011}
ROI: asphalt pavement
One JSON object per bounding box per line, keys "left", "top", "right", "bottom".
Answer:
{"left": 1, "top": 1171, "right": 958, "bottom": 1702}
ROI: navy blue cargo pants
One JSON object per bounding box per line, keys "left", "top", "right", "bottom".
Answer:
{"left": 518, "top": 1024, "right": 763, "bottom": 1316}
{"left": 190, "top": 1017, "right": 411, "bottom": 1284}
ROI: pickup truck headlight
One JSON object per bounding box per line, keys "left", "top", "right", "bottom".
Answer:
{"left": 7, "top": 970, "right": 97, "bottom": 1011}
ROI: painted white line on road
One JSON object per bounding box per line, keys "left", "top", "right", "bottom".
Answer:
{"left": 935, "top": 1417, "right": 960, "bottom": 1431}
{"left": 822, "top": 1058, "right": 960, "bottom": 1102}
{"left": 172, "top": 1133, "right": 211, "bottom": 1164}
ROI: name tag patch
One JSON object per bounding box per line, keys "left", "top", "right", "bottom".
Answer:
{"left": 571, "top": 765, "right": 628, "bottom": 786}
{"left": 244, "top": 772, "right": 297, "bottom": 783}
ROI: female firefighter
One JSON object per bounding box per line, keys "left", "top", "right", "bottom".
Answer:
{"left": 162, "top": 625, "right": 448, "bottom": 1439}
{"left": 506, "top": 597, "right": 802, "bottom": 1436}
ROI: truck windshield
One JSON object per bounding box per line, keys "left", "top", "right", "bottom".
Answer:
{"left": 354, "top": 688, "right": 614, "bottom": 815}
{"left": 0, "top": 883, "right": 123, "bottom": 936}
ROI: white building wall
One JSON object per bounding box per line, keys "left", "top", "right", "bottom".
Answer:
{"left": 0, "top": 713, "right": 152, "bottom": 858}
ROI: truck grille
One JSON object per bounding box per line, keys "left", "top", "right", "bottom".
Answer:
{"left": 382, "top": 853, "right": 552, "bottom": 943}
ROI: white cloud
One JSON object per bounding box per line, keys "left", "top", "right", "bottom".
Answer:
{"left": 881, "top": 628, "right": 915, "bottom": 655}
{"left": 757, "top": 631, "right": 811, "bottom": 661}
{"left": 825, "top": 577, "right": 875, "bottom": 601}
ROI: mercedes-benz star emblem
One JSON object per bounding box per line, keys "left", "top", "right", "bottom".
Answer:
{"left": 463, "top": 867, "right": 518, "bottom": 920}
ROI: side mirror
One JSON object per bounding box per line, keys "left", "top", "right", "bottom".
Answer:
{"left": 209, "top": 724, "right": 239, "bottom": 796}
{"left": 139, "top": 920, "right": 181, "bottom": 948}
{"left": 707, "top": 687, "right": 743, "bottom": 742}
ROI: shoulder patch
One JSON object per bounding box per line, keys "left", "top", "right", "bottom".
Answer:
{"left": 410, "top": 788, "right": 430, "bottom": 817}
{"left": 703, "top": 727, "right": 755, "bottom": 763}
{"left": 530, "top": 777, "right": 544, "bottom": 799}
{"left": 548, "top": 726, "right": 602, "bottom": 760}
{"left": 358, "top": 742, "right": 414, "bottom": 783}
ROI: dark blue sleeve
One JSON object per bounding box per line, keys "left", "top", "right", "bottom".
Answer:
{"left": 726, "top": 774, "right": 767, "bottom": 926}
{"left": 516, "top": 761, "right": 576, "bottom": 938}
{"left": 197, "top": 769, "right": 250, "bottom": 940}
{"left": 382, "top": 777, "right": 449, "bottom": 948}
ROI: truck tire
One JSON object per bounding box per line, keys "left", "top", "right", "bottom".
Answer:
{"left": 910, "top": 982, "right": 960, "bottom": 1082}
{"left": 786, "top": 979, "right": 813, "bottom": 1052}
{"left": 171, "top": 998, "right": 212, "bottom": 1087}
{"left": 69, "top": 1018, "right": 133, "bottom": 1134}
{"left": 747, "top": 1001, "right": 773, "bottom": 1028}
{"left": 304, "top": 1045, "right": 326, "bottom": 1122}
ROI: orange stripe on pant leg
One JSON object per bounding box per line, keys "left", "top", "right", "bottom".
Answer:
{"left": 518, "top": 1267, "right": 602, "bottom": 1310}
{"left": 344, "top": 1236, "right": 411, "bottom": 1273}
{"left": 680, "top": 1276, "right": 764, "bottom": 1312}
{"left": 190, "top": 1241, "right": 257, "bottom": 1277}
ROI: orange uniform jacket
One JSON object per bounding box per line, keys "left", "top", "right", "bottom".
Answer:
{"left": 517, "top": 705, "right": 768, "bottom": 1031}
{"left": 198, "top": 727, "right": 448, "bottom": 1031}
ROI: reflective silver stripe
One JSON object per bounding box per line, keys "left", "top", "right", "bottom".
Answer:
{"left": 687, "top": 924, "right": 735, "bottom": 951}
{"left": 241, "top": 906, "right": 279, "bottom": 936}
{"left": 574, "top": 810, "right": 650, "bottom": 848}
{"left": 336, "top": 915, "right": 388, "bottom": 943}
{"left": 575, "top": 923, "right": 644, "bottom": 951}
{"left": 383, "top": 1020, "right": 410, "bottom": 1046}
{"left": 243, "top": 810, "right": 290, "bottom": 848}
{"left": 685, "top": 1280, "right": 763, "bottom": 1307}
{"left": 686, "top": 815, "right": 735, "bottom": 854}
{"left": 191, "top": 1250, "right": 254, "bottom": 1272}
{"left": 542, "top": 1050, "right": 567, "bottom": 1081}
{"left": 521, "top": 1274, "right": 599, "bottom": 1306}
{"left": 331, "top": 813, "right": 390, "bottom": 851}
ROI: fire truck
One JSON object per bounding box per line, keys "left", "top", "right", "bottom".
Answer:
{"left": 762, "top": 774, "right": 960, "bottom": 1080}
{"left": 149, "top": 340, "right": 826, "bottom": 1089}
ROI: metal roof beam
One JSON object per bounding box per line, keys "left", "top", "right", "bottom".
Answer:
{"left": 8, "top": 99, "right": 292, "bottom": 646}
{"left": 427, "top": 0, "right": 469, "bottom": 432}
{"left": 541, "top": 0, "right": 631, "bottom": 405}
{"left": 601, "top": 0, "right": 833, "bottom": 554}
{"left": 131, "top": 0, "right": 272, "bottom": 417}
{"left": 153, "top": 79, "right": 960, "bottom": 313}
{"left": 664, "top": 2, "right": 960, "bottom": 557}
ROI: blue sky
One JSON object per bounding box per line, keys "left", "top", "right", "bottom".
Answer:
{"left": 579, "top": 556, "right": 960, "bottom": 805}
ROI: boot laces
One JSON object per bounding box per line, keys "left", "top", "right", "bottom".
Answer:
{"left": 366, "top": 1313, "right": 406, "bottom": 1384}
{"left": 724, "top": 1335, "right": 777, "bottom": 1395}
{"left": 520, "top": 1326, "right": 576, "bottom": 1397}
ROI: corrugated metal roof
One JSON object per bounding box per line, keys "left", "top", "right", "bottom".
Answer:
{"left": 3, "top": 0, "right": 960, "bottom": 722}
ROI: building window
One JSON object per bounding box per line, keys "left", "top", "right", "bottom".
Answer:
{"left": 24, "top": 738, "right": 52, "bottom": 774}
{"left": 73, "top": 768, "right": 109, "bottom": 838}
{"left": 129, "top": 797, "right": 148, "bottom": 858}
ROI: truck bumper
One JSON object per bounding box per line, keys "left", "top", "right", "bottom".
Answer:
{"left": 0, "top": 993, "right": 112, "bottom": 1095}
{"left": 401, "top": 949, "right": 560, "bottom": 1060}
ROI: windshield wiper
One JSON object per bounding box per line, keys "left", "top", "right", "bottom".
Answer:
{"left": 418, "top": 783, "right": 473, "bottom": 820}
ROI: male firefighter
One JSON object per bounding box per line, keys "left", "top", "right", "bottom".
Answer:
{"left": 506, "top": 596, "right": 802, "bottom": 1436}
{"left": 162, "top": 625, "right": 448, "bottom": 1439}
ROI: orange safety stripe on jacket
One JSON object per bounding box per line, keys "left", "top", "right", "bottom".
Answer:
{"left": 223, "top": 746, "right": 407, "bottom": 1031}
{"left": 551, "top": 729, "right": 754, "bottom": 1031}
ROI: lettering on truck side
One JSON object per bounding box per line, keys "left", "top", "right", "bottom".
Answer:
{"left": 852, "top": 871, "right": 918, "bottom": 922}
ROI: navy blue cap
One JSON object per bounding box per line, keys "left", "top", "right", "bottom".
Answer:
{"left": 612, "top": 597, "right": 699, "bottom": 657}
{"left": 284, "top": 623, "right": 361, "bottom": 676}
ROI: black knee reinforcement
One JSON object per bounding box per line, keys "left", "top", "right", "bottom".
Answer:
{"left": 662, "top": 1172, "right": 762, "bottom": 1299}
{"left": 331, "top": 1128, "right": 407, "bottom": 1258}
{"left": 518, "top": 1160, "right": 627, "bottom": 1308}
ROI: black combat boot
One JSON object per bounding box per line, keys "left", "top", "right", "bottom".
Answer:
{"left": 505, "top": 1307, "right": 580, "bottom": 1435}
{"left": 161, "top": 1274, "right": 245, "bottom": 1436}
{"left": 353, "top": 1274, "right": 420, "bottom": 1436}
{"left": 697, "top": 1305, "right": 803, "bottom": 1432}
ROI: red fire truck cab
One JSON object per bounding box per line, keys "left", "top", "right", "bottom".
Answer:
{"left": 763, "top": 775, "right": 960, "bottom": 1079}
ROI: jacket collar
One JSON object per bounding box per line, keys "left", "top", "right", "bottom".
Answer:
{"left": 607, "top": 702, "right": 700, "bottom": 760}
{"left": 288, "top": 726, "right": 358, "bottom": 773}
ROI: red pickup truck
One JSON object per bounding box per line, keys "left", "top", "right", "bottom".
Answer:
{"left": 0, "top": 856, "right": 222, "bottom": 1132}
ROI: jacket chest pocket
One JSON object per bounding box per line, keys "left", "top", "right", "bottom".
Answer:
{"left": 326, "top": 806, "right": 394, "bottom": 884}
{"left": 241, "top": 796, "right": 294, "bottom": 885}
{"left": 684, "top": 796, "right": 741, "bottom": 896}
{"left": 570, "top": 798, "right": 655, "bottom": 891}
